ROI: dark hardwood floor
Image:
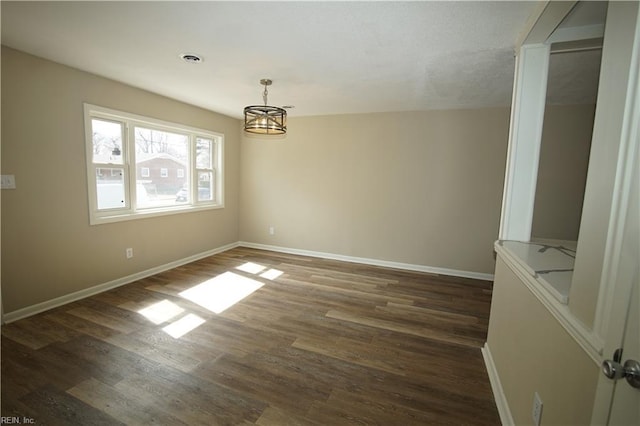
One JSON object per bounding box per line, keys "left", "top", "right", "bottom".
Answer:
{"left": 2, "top": 247, "right": 500, "bottom": 425}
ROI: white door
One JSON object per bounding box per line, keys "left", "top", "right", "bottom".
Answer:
{"left": 608, "top": 276, "right": 639, "bottom": 425}
{"left": 606, "top": 160, "right": 639, "bottom": 424}
{"left": 606, "top": 70, "right": 640, "bottom": 420}
{"left": 591, "top": 6, "right": 640, "bottom": 419}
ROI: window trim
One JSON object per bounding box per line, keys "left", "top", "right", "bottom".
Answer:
{"left": 84, "top": 103, "right": 224, "bottom": 225}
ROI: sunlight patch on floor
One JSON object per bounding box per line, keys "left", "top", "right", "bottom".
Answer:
{"left": 162, "top": 313, "right": 206, "bottom": 338}
{"left": 260, "top": 268, "right": 284, "bottom": 280}
{"left": 236, "top": 262, "right": 267, "bottom": 274}
{"left": 179, "top": 271, "right": 264, "bottom": 314}
{"left": 138, "top": 299, "right": 185, "bottom": 324}
{"left": 137, "top": 262, "right": 278, "bottom": 338}
{"left": 235, "top": 261, "right": 283, "bottom": 281}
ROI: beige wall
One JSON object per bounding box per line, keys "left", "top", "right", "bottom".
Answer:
{"left": 532, "top": 104, "right": 595, "bottom": 241}
{"left": 1, "top": 47, "right": 241, "bottom": 313}
{"left": 2, "top": 47, "right": 510, "bottom": 314}
{"left": 240, "top": 109, "right": 509, "bottom": 274}
{"left": 487, "top": 256, "right": 599, "bottom": 426}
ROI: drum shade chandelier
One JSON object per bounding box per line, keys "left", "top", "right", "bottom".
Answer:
{"left": 244, "top": 79, "right": 287, "bottom": 135}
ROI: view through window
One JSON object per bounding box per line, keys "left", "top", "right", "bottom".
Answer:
{"left": 85, "top": 104, "right": 224, "bottom": 224}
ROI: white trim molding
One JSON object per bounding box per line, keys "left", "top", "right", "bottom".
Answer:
{"left": 592, "top": 0, "right": 640, "bottom": 341}
{"left": 84, "top": 103, "right": 225, "bottom": 226}
{"left": 3, "top": 241, "right": 494, "bottom": 323}
{"left": 2, "top": 242, "right": 240, "bottom": 324}
{"left": 238, "top": 242, "right": 494, "bottom": 281}
{"left": 498, "top": 43, "right": 550, "bottom": 241}
{"left": 517, "top": 1, "right": 576, "bottom": 48}
{"left": 482, "top": 342, "right": 514, "bottom": 426}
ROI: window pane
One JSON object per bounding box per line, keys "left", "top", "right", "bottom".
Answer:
{"left": 197, "top": 171, "right": 213, "bottom": 202}
{"left": 92, "top": 119, "right": 123, "bottom": 165}
{"left": 96, "top": 168, "right": 125, "bottom": 210}
{"left": 196, "top": 138, "right": 212, "bottom": 169}
{"left": 175, "top": 185, "right": 189, "bottom": 204}
{"left": 86, "top": 105, "right": 224, "bottom": 225}
{"left": 135, "top": 127, "right": 189, "bottom": 208}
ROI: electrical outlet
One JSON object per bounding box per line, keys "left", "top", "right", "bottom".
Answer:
{"left": 269, "top": 226, "right": 275, "bottom": 235}
{"left": 1, "top": 175, "right": 16, "bottom": 189}
{"left": 126, "top": 248, "right": 134, "bottom": 259}
{"left": 532, "top": 392, "right": 543, "bottom": 426}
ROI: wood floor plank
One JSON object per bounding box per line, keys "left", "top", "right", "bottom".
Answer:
{"left": 255, "top": 405, "right": 323, "bottom": 426}
{"left": 1, "top": 336, "right": 92, "bottom": 396}
{"left": 44, "top": 311, "right": 120, "bottom": 340}
{"left": 1, "top": 247, "right": 499, "bottom": 425}
{"left": 66, "top": 306, "right": 139, "bottom": 334}
{"left": 194, "top": 354, "right": 328, "bottom": 415}
{"left": 292, "top": 335, "right": 410, "bottom": 376}
{"left": 0, "top": 315, "right": 80, "bottom": 350}
{"left": 104, "top": 331, "right": 204, "bottom": 373}
{"left": 67, "top": 377, "right": 186, "bottom": 425}
{"left": 307, "top": 387, "right": 463, "bottom": 426}
{"left": 278, "top": 276, "right": 416, "bottom": 306}
{"left": 113, "top": 375, "right": 218, "bottom": 426}
{"left": 383, "top": 300, "right": 480, "bottom": 323}
{"left": 51, "top": 335, "right": 163, "bottom": 387}
{"left": 1, "top": 350, "right": 52, "bottom": 400}
{"left": 325, "top": 308, "right": 484, "bottom": 347}
{"left": 114, "top": 361, "right": 268, "bottom": 424}
{"left": 18, "top": 384, "right": 123, "bottom": 426}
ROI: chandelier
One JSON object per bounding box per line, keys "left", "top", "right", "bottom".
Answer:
{"left": 244, "top": 79, "right": 287, "bottom": 135}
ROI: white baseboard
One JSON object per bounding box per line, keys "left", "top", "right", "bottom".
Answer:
{"left": 238, "top": 241, "right": 495, "bottom": 281}
{"left": 3, "top": 240, "right": 493, "bottom": 323}
{"left": 2, "top": 241, "right": 239, "bottom": 324}
{"left": 482, "top": 342, "right": 514, "bottom": 426}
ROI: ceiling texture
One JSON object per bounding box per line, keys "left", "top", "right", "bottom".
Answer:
{"left": 2, "top": 1, "right": 569, "bottom": 119}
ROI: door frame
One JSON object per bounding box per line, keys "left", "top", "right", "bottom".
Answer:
{"left": 590, "top": 4, "right": 640, "bottom": 421}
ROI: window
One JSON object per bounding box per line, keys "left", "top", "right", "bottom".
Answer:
{"left": 84, "top": 104, "right": 224, "bottom": 224}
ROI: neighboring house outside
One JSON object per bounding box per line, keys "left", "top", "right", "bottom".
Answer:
{"left": 94, "top": 152, "right": 187, "bottom": 205}
{"left": 96, "top": 166, "right": 124, "bottom": 182}
{"left": 136, "top": 153, "right": 187, "bottom": 196}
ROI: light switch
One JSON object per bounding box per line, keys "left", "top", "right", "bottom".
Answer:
{"left": 1, "top": 175, "right": 16, "bottom": 189}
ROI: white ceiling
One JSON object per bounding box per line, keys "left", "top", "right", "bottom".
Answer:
{"left": 2, "top": 1, "right": 551, "bottom": 119}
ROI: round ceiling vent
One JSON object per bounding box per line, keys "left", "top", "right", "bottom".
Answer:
{"left": 180, "top": 53, "right": 203, "bottom": 64}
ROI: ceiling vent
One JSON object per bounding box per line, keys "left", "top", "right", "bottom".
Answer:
{"left": 180, "top": 53, "right": 203, "bottom": 64}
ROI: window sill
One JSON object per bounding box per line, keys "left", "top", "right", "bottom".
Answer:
{"left": 494, "top": 240, "right": 603, "bottom": 364}
{"left": 497, "top": 239, "right": 576, "bottom": 304}
{"left": 90, "top": 203, "right": 224, "bottom": 225}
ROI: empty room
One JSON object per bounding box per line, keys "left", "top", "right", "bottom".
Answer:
{"left": 1, "top": 1, "right": 639, "bottom": 425}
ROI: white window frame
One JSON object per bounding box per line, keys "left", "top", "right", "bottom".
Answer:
{"left": 84, "top": 103, "right": 224, "bottom": 225}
